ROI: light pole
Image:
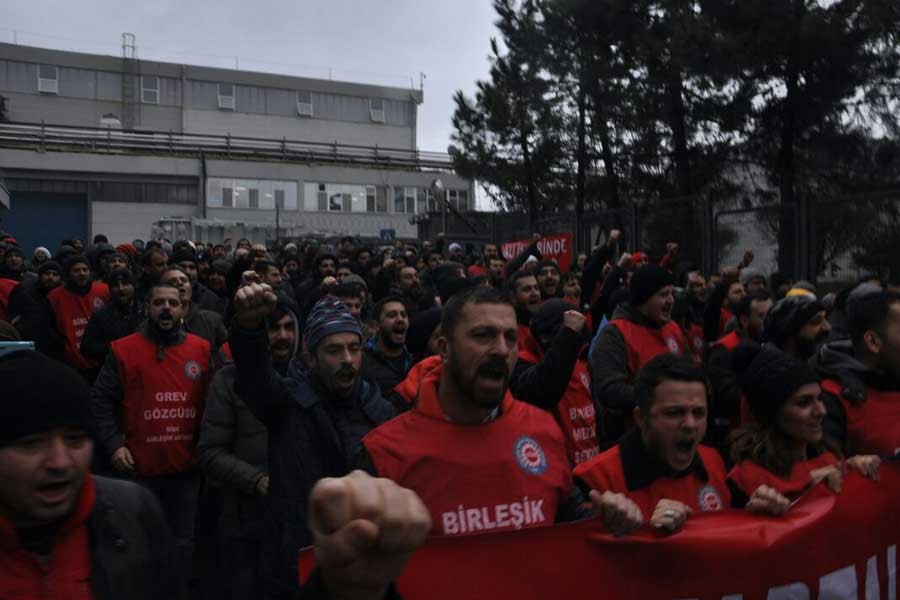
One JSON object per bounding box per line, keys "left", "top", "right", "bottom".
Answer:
{"left": 431, "top": 178, "right": 445, "bottom": 236}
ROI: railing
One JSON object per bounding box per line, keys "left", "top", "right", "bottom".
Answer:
{"left": 0, "top": 121, "right": 455, "bottom": 172}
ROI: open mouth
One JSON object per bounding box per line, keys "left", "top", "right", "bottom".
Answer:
{"left": 674, "top": 439, "right": 696, "bottom": 459}
{"left": 35, "top": 480, "right": 73, "bottom": 504}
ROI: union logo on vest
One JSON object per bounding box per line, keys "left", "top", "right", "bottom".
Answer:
{"left": 92, "top": 296, "right": 105, "bottom": 310}
{"left": 666, "top": 336, "right": 680, "bottom": 354}
{"left": 697, "top": 485, "right": 723, "bottom": 512}
{"left": 184, "top": 360, "right": 203, "bottom": 380}
{"left": 514, "top": 436, "right": 548, "bottom": 475}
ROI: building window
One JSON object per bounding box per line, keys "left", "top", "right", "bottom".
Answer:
{"left": 369, "top": 98, "right": 385, "bottom": 123}
{"left": 317, "top": 184, "right": 328, "bottom": 211}
{"left": 297, "top": 91, "right": 313, "bottom": 117}
{"left": 305, "top": 183, "right": 369, "bottom": 212}
{"left": 37, "top": 65, "right": 59, "bottom": 94}
{"left": 141, "top": 76, "right": 159, "bottom": 104}
{"left": 448, "top": 189, "right": 470, "bottom": 212}
{"left": 394, "top": 186, "right": 416, "bottom": 214}
{"left": 207, "top": 178, "right": 297, "bottom": 210}
{"left": 218, "top": 83, "right": 235, "bottom": 110}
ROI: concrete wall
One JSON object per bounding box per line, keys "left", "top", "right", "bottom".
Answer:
{"left": 92, "top": 201, "right": 200, "bottom": 246}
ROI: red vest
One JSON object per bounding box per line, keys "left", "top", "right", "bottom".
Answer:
{"left": 821, "top": 379, "right": 900, "bottom": 458}
{"left": 687, "top": 322, "right": 705, "bottom": 360}
{"left": 727, "top": 452, "right": 838, "bottom": 499}
{"left": 0, "top": 277, "right": 18, "bottom": 322}
{"left": 0, "top": 476, "right": 96, "bottom": 600}
{"left": 712, "top": 331, "right": 741, "bottom": 352}
{"left": 111, "top": 332, "right": 211, "bottom": 476}
{"left": 363, "top": 364, "right": 572, "bottom": 536}
{"left": 574, "top": 445, "right": 731, "bottom": 517}
{"left": 48, "top": 282, "right": 110, "bottom": 370}
{"left": 609, "top": 318, "right": 693, "bottom": 380}
{"left": 519, "top": 340, "right": 599, "bottom": 466}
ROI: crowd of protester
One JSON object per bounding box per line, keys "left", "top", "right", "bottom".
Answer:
{"left": 0, "top": 228, "right": 897, "bottom": 599}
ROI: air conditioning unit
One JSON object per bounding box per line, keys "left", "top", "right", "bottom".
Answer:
{"left": 37, "top": 66, "right": 59, "bottom": 94}
{"left": 297, "top": 100, "right": 313, "bottom": 117}
{"left": 218, "top": 94, "right": 235, "bottom": 110}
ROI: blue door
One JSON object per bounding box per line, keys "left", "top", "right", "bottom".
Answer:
{"left": 0, "top": 192, "right": 88, "bottom": 256}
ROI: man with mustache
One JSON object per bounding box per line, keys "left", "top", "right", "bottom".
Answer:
{"left": 90, "top": 283, "right": 212, "bottom": 595}
{"left": 198, "top": 292, "right": 300, "bottom": 599}
{"left": 362, "top": 296, "right": 412, "bottom": 395}
{"left": 0, "top": 350, "right": 179, "bottom": 598}
{"left": 575, "top": 354, "right": 790, "bottom": 536}
{"left": 230, "top": 288, "right": 396, "bottom": 600}
{"left": 590, "top": 265, "right": 693, "bottom": 445}
{"left": 80, "top": 268, "right": 142, "bottom": 364}
{"left": 763, "top": 292, "right": 832, "bottom": 361}
{"left": 160, "top": 266, "right": 227, "bottom": 351}
{"left": 358, "top": 287, "right": 577, "bottom": 537}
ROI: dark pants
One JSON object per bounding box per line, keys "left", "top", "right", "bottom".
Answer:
{"left": 140, "top": 472, "right": 202, "bottom": 596}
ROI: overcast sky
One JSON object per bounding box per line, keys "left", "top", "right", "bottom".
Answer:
{"left": 1, "top": 0, "right": 500, "bottom": 153}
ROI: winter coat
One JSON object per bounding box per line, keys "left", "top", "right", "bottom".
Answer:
{"left": 229, "top": 323, "right": 396, "bottom": 600}
{"left": 80, "top": 301, "right": 142, "bottom": 363}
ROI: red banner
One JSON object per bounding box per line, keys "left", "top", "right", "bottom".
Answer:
{"left": 302, "top": 465, "right": 900, "bottom": 599}
{"left": 502, "top": 233, "right": 574, "bottom": 272}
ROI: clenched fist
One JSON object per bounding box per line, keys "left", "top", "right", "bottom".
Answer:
{"left": 234, "top": 283, "right": 277, "bottom": 329}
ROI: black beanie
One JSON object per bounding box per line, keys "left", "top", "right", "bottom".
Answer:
{"left": 62, "top": 254, "right": 91, "bottom": 276}
{"left": 171, "top": 248, "right": 198, "bottom": 266}
{"left": 407, "top": 306, "right": 443, "bottom": 357}
{"left": 529, "top": 298, "right": 571, "bottom": 343}
{"left": 38, "top": 260, "right": 62, "bottom": 275}
{"left": 763, "top": 295, "right": 824, "bottom": 346}
{"left": 211, "top": 259, "right": 232, "bottom": 275}
{"left": 106, "top": 267, "right": 136, "bottom": 286}
{"left": 0, "top": 351, "right": 93, "bottom": 446}
{"left": 629, "top": 265, "right": 674, "bottom": 307}
{"left": 733, "top": 342, "right": 820, "bottom": 427}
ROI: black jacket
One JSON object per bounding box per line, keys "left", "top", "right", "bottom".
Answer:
{"left": 810, "top": 340, "right": 900, "bottom": 450}
{"left": 81, "top": 301, "right": 142, "bottom": 363}
{"left": 230, "top": 323, "right": 396, "bottom": 600}
{"left": 7, "top": 281, "right": 64, "bottom": 358}
{"left": 88, "top": 475, "right": 179, "bottom": 599}
{"left": 511, "top": 327, "right": 583, "bottom": 410}
{"left": 362, "top": 341, "right": 413, "bottom": 396}
{"left": 183, "top": 305, "right": 228, "bottom": 350}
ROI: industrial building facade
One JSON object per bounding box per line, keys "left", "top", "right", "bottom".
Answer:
{"left": 0, "top": 42, "right": 473, "bottom": 253}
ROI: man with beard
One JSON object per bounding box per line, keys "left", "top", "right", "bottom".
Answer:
{"left": 160, "top": 267, "right": 227, "bottom": 350}
{"left": 487, "top": 256, "right": 507, "bottom": 290}
{"left": 590, "top": 265, "right": 693, "bottom": 445}
{"left": 575, "top": 354, "right": 790, "bottom": 535}
{"left": 47, "top": 255, "right": 110, "bottom": 377}
{"left": 0, "top": 245, "right": 31, "bottom": 283}
{"left": 676, "top": 269, "right": 708, "bottom": 359}
{"left": 7, "top": 261, "right": 64, "bottom": 358}
{"left": 198, "top": 292, "right": 300, "bottom": 599}
{"left": 363, "top": 297, "right": 412, "bottom": 395}
{"left": 359, "top": 287, "right": 575, "bottom": 536}
{"left": 293, "top": 252, "right": 336, "bottom": 305}
{"left": 229, "top": 289, "right": 396, "bottom": 600}
{"left": 535, "top": 260, "right": 562, "bottom": 299}
{"left": 80, "top": 268, "right": 142, "bottom": 364}
{"left": 0, "top": 350, "right": 179, "bottom": 599}
{"left": 105, "top": 251, "right": 130, "bottom": 275}
{"left": 763, "top": 292, "right": 831, "bottom": 361}
{"left": 704, "top": 291, "right": 774, "bottom": 453}
{"left": 702, "top": 273, "right": 746, "bottom": 343}
{"left": 255, "top": 259, "right": 286, "bottom": 291}
{"left": 172, "top": 247, "right": 222, "bottom": 315}
{"left": 813, "top": 289, "right": 900, "bottom": 458}
{"left": 206, "top": 259, "right": 232, "bottom": 315}
{"left": 389, "top": 264, "right": 434, "bottom": 317}
{"left": 506, "top": 270, "right": 543, "bottom": 345}
{"left": 136, "top": 247, "right": 169, "bottom": 304}
{"left": 91, "top": 283, "right": 212, "bottom": 595}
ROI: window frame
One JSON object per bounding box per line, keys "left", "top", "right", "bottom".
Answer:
{"left": 296, "top": 91, "right": 313, "bottom": 117}
{"left": 141, "top": 76, "right": 160, "bottom": 104}
{"left": 369, "top": 98, "right": 385, "bottom": 123}
{"left": 37, "top": 65, "right": 59, "bottom": 94}
{"left": 218, "top": 83, "right": 235, "bottom": 110}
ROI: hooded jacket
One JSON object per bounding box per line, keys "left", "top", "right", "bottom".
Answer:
{"left": 229, "top": 319, "right": 396, "bottom": 600}
{"left": 811, "top": 340, "right": 900, "bottom": 456}
{"left": 80, "top": 298, "right": 142, "bottom": 363}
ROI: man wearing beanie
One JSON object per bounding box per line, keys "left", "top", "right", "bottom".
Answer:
{"left": 6, "top": 261, "right": 64, "bottom": 357}
{"left": 81, "top": 268, "right": 142, "bottom": 364}
{"left": 230, "top": 284, "right": 395, "bottom": 600}
{"left": 536, "top": 259, "right": 562, "bottom": 299}
{"left": 91, "top": 282, "right": 212, "bottom": 594}
{"left": 206, "top": 258, "right": 232, "bottom": 315}
{"left": 590, "top": 264, "right": 692, "bottom": 445}
{"left": 47, "top": 254, "right": 110, "bottom": 377}
{"left": 0, "top": 350, "right": 178, "bottom": 598}
{"left": 763, "top": 293, "right": 831, "bottom": 361}
{"left": 31, "top": 246, "right": 52, "bottom": 269}
{"left": 172, "top": 246, "right": 221, "bottom": 315}
{"left": 812, "top": 289, "right": 900, "bottom": 458}
{"left": 511, "top": 298, "right": 599, "bottom": 465}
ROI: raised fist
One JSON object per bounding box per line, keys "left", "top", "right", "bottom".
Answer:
{"left": 234, "top": 283, "right": 277, "bottom": 329}
{"left": 562, "top": 310, "right": 587, "bottom": 333}
{"left": 617, "top": 252, "right": 634, "bottom": 270}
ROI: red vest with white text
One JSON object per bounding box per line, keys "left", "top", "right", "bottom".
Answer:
{"left": 363, "top": 364, "right": 572, "bottom": 536}
{"left": 111, "top": 332, "right": 211, "bottom": 476}
{"left": 48, "top": 282, "right": 110, "bottom": 370}
{"left": 609, "top": 318, "right": 693, "bottom": 380}
{"left": 821, "top": 379, "right": 900, "bottom": 458}
{"left": 519, "top": 340, "right": 599, "bottom": 466}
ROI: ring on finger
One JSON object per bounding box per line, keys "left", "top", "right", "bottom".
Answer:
{"left": 663, "top": 509, "right": 676, "bottom": 519}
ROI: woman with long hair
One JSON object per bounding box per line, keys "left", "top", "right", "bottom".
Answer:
{"left": 727, "top": 343, "right": 880, "bottom": 504}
